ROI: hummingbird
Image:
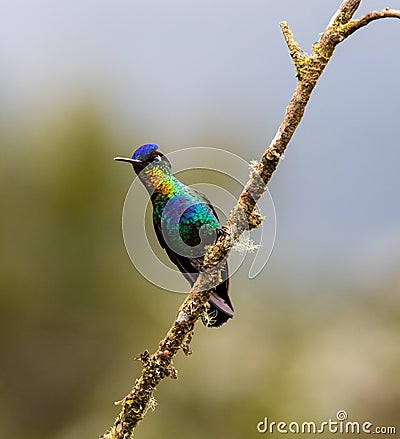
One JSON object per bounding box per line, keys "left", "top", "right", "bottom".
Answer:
{"left": 115, "top": 144, "right": 234, "bottom": 327}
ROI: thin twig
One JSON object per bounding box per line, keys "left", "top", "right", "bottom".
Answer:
{"left": 100, "top": 2, "right": 400, "bottom": 438}
{"left": 345, "top": 8, "right": 400, "bottom": 36}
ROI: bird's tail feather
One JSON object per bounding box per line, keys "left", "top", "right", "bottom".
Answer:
{"left": 206, "top": 278, "right": 234, "bottom": 327}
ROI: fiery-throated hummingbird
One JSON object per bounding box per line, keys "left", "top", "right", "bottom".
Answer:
{"left": 115, "top": 144, "right": 234, "bottom": 327}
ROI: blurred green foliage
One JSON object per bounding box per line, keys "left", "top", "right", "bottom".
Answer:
{"left": 0, "top": 100, "right": 398, "bottom": 439}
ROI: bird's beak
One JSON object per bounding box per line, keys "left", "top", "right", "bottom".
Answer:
{"left": 113, "top": 157, "right": 142, "bottom": 165}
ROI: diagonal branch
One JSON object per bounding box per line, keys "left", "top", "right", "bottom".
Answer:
{"left": 100, "top": 2, "right": 400, "bottom": 438}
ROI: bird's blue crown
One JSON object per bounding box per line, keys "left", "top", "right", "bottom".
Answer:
{"left": 132, "top": 144, "right": 159, "bottom": 161}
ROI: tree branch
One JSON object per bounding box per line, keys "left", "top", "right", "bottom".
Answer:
{"left": 327, "top": 0, "right": 361, "bottom": 27}
{"left": 100, "top": 2, "right": 400, "bottom": 438}
{"left": 345, "top": 8, "right": 400, "bottom": 36}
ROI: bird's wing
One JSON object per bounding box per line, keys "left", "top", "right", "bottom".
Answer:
{"left": 190, "top": 189, "right": 221, "bottom": 223}
{"left": 153, "top": 207, "right": 233, "bottom": 326}
{"left": 152, "top": 216, "right": 200, "bottom": 286}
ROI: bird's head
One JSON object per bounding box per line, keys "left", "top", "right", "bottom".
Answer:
{"left": 114, "top": 144, "right": 171, "bottom": 175}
